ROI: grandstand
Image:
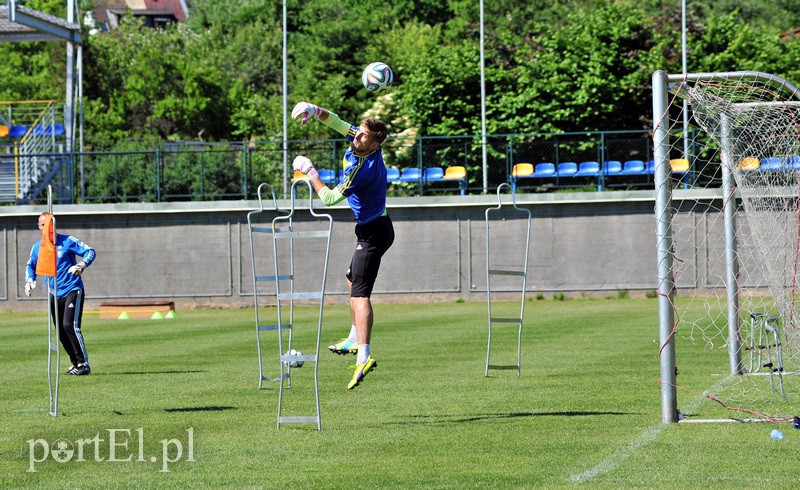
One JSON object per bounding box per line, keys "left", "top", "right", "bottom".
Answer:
{"left": 0, "top": 1, "right": 82, "bottom": 204}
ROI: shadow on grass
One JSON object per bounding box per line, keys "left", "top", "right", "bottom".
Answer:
{"left": 388, "top": 411, "right": 631, "bottom": 424}
{"left": 164, "top": 406, "right": 237, "bottom": 413}
{"left": 97, "top": 370, "right": 206, "bottom": 375}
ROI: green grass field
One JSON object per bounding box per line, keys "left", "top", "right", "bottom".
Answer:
{"left": 1, "top": 298, "right": 798, "bottom": 487}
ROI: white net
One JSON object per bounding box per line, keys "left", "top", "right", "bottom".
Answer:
{"left": 657, "top": 72, "right": 800, "bottom": 420}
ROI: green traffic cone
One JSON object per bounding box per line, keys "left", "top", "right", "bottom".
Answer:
{"left": 151, "top": 311, "right": 164, "bottom": 320}
{"left": 165, "top": 310, "right": 177, "bottom": 319}
{"left": 117, "top": 311, "right": 130, "bottom": 320}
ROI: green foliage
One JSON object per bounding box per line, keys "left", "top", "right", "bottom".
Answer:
{"left": 8, "top": 0, "right": 800, "bottom": 194}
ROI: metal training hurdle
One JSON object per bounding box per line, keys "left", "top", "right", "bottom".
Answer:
{"left": 484, "top": 183, "right": 531, "bottom": 376}
{"left": 248, "top": 183, "right": 291, "bottom": 389}
{"left": 250, "top": 180, "right": 333, "bottom": 429}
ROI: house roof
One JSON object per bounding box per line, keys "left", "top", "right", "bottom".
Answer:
{"left": 92, "top": 0, "right": 188, "bottom": 23}
{"left": 0, "top": 4, "right": 81, "bottom": 43}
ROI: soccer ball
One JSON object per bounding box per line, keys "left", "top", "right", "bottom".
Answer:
{"left": 362, "top": 62, "right": 394, "bottom": 92}
{"left": 284, "top": 349, "right": 304, "bottom": 368}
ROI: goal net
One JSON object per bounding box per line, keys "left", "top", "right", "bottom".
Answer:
{"left": 653, "top": 71, "right": 800, "bottom": 422}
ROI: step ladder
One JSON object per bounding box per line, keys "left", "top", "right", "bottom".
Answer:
{"left": 485, "top": 183, "right": 531, "bottom": 376}
{"left": 273, "top": 179, "right": 332, "bottom": 430}
{"left": 247, "top": 183, "right": 292, "bottom": 388}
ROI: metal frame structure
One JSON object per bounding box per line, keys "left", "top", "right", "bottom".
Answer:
{"left": 652, "top": 70, "right": 800, "bottom": 423}
{"left": 271, "top": 180, "right": 332, "bottom": 430}
{"left": 44, "top": 185, "right": 61, "bottom": 416}
{"left": 484, "top": 183, "right": 531, "bottom": 376}
{"left": 247, "top": 183, "right": 291, "bottom": 388}
{"left": 0, "top": 1, "right": 83, "bottom": 200}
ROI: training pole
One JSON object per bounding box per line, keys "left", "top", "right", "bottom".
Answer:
{"left": 45, "top": 185, "right": 61, "bottom": 417}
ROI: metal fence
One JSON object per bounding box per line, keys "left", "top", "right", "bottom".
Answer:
{"left": 6, "top": 130, "right": 672, "bottom": 204}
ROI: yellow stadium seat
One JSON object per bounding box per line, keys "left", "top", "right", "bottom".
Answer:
{"left": 737, "top": 157, "right": 760, "bottom": 171}
{"left": 291, "top": 170, "right": 309, "bottom": 182}
{"left": 0, "top": 125, "right": 8, "bottom": 138}
{"left": 512, "top": 163, "right": 534, "bottom": 177}
{"left": 669, "top": 158, "right": 690, "bottom": 173}
{"left": 442, "top": 166, "right": 467, "bottom": 180}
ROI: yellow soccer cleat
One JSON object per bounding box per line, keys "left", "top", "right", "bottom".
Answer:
{"left": 328, "top": 338, "right": 358, "bottom": 355}
{"left": 348, "top": 356, "right": 377, "bottom": 389}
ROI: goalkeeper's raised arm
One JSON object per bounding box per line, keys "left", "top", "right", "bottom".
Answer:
{"left": 292, "top": 155, "right": 346, "bottom": 207}
{"left": 291, "top": 102, "right": 353, "bottom": 138}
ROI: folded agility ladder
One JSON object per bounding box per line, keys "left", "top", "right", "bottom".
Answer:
{"left": 272, "top": 180, "right": 332, "bottom": 430}
{"left": 485, "top": 183, "right": 531, "bottom": 376}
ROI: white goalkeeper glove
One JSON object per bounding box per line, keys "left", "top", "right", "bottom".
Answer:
{"left": 68, "top": 262, "right": 85, "bottom": 276}
{"left": 24, "top": 278, "right": 36, "bottom": 297}
{"left": 292, "top": 156, "right": 318, "bottom": 180}
{"left": 291, "top": 102, "right": 322, "bottom": 125}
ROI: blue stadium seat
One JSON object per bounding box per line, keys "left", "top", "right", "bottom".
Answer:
{"left": 424, "top": 167, "right": 444, "bottom": 182}
{"left": 759, "top": 157, "right": 783, "bottom": 172}
{"left": 787, "top": 156, "right": 800, "bottom": 170}
{"left": 557, "top": 162, "right": 578, "bottom": 177}
{"left": 646, "top": 160, "right": 655, "bottom": 174}
{"left": 619, "top": 160, "right": 646, "bottom": 175}
{"left": 532, "top": 163, "right": 556, "bottom": 178}
{"left": 386, "top": 167, "right": 400, "bottom": 182}
{"left": 8, "top": 125, "right": 27, "bottom": 138}
{"left": 575, "top": 161, "right": 600, "bottom": 176}
{"left": 318, "top": 169, "right": 336, "bottom": 184}
{"left": 399, "top": 167, "right": 422, "bottom": 183}
{"left": 603, "top": 161, "right": 622, "bottom": 175}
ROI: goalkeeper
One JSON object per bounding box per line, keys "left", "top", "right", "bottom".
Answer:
{"left": 292, "top": 101, "right": 395, "bottom": 390}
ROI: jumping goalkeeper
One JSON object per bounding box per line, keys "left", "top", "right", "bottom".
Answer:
{"left": 291, "top": 101, "right": 395, "bottom": 390}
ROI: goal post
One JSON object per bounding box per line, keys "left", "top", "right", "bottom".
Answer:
{"left": 652, "top": 70, "right": 800, "bottom": 423}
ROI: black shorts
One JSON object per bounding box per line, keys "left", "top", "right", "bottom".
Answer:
{"left": 346, "top": 215, "right": 394, "bottom": 298}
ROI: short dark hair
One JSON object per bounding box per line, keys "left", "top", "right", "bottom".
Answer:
{"left": 362, "top": 117, "right": 387, "bottom": 145}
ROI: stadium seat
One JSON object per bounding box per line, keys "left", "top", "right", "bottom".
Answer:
{"left": 339, "top": 170, "right": 345, "bottom": 183}
{"left": 8, "top": 125, "right": 27, "bottom": 138}
{"left": 557, "top": 162, "right": 578, "bottom": 177}
{"left": 32, "top": 123, "right": 66, "bottom": 137}
{"left": 399, "top": 167, "right": 422, "bottom": 183}
{"left": 619, "top": 160, "right": 646, "bottom": 175}
{"left": 737, "top": 157, "right": 760, "bottom": 171}
{"left": 646, "top": 160, "right": 655, "bottom": 174}
{"left": 424, "top": 167, "right": 444, "bottom": 182}
{"left": 787, "top": 156, "right": 800, "bottom": 170}
{"left": 0, "top": 125, "right": 7, "bottom": 138}
{"left": 532, "top": 163, "right": 556, "bottom": 177}
{"left": 291, "top": 170, "right": 309, "bottom": 182}
{"left": 442, "top": 166, "right": 467, "bottom": 195}
{"left": 603, "top": 161, "right": 622, "bottom": 175}
{"left": 759, "top": 157, "right": 783, "bottom": 171}
{"left": 669, "top": 158, "right": 690, "bottom": 173}
{"left": 575, "top": 161, "right": 600, "bottom": 176}
{"left": 443, "top": 166, "right": 466, "bottom": 180}
{"left": 318, "top": 169, "right": 336, "bottom": 184}
{"left": 512, "top": 163, "right": 534, "bottom": 178}
{"left": 386, "top": 167, "right": 400, "bottom": 182}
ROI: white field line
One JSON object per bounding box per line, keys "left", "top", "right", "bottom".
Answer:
{"left": 568, "top": 396, "right": 706, "bottom": 483}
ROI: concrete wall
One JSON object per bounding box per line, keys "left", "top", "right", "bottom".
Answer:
{"left": 0, "top": 190, "right": 714, "bottom": 312}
